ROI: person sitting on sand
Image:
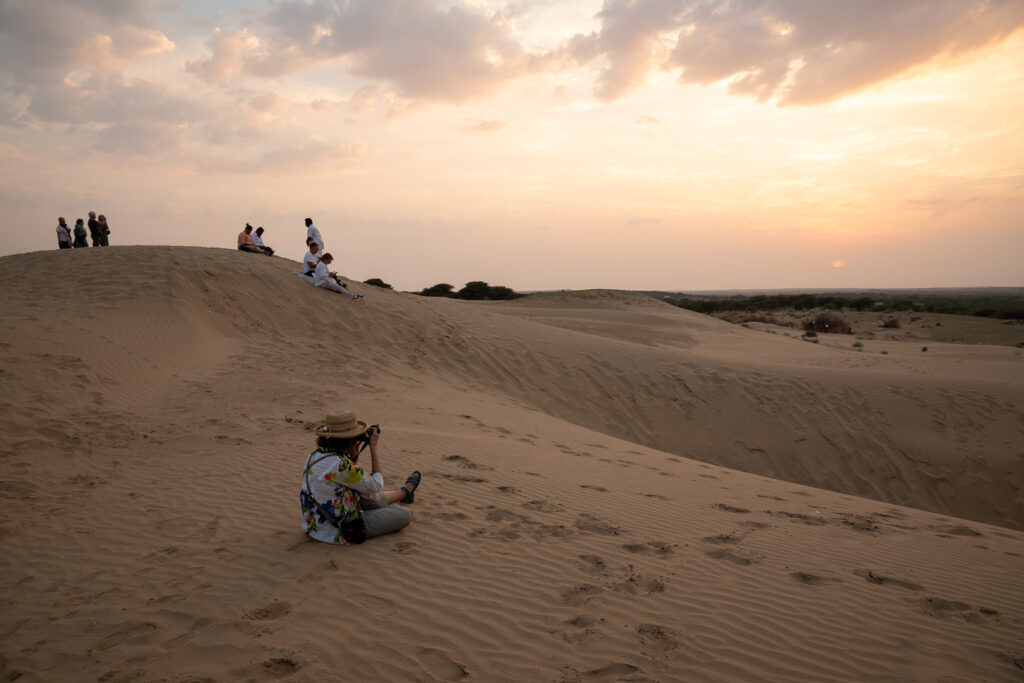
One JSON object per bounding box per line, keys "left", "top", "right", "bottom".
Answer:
{"left": 237, "top": 224, "right": 268, "bottom": 255}
{"left": 313, "top": 252, "right": 364, "bottom": 299}
{"left": 301, "top": 412, "right": 421, "bottom": 545}
{"left": 251, "top": 227, "right": 274, "bottom": 256}
{"left": 72, "top": 218, "right": 89, "bottom": 248}
{"left": 56, "top": 217, "right": 71, "bottom": 249}
{"left": 302, "top": 242, "right": 320, "bottom": 275}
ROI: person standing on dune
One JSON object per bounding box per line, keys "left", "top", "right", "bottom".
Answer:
{"left": 305, "top": 217, "right": 324, "bottom": 251}
{"left": 56, "top": 217, "right": 71, "bottom": 249}
{"left": 72, "top": 218, "right": 89, "bottom": 248}
{"left": 97, "top": 214, "right": 110, "bottom": 246}
{"left": 87, "top": 211, "right": 101, "bottom": 247}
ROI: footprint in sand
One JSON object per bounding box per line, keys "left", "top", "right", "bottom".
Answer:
{"left": 909, "top": 597, "right": 1000, "bottom": 624}
{"left": 391, "top": 541, "right": 420, "bottom": 554}
{"left": 705, "top": 549, "right": 761, "bottom": 566}
{"left": 523, "top": 499, "right": 565, "bottom": 513}
{"left": 245, "top": 601, "right": 291, "bottom": 621}
{"left": 550, "top": 615, "right": 603, "bottom": 644}
{"left": 583, "top": 662, "right": 641, "bottom": 679}
{"left": 416, "top": 647, "right": 469, "bottom": 680}
{"left": 576, "top": 554, "right": 609, "bottom": 576}
{"left": 561, "top": 584, "right": 603, "bottom": 607}
{"left": 713, "top": 503, "right": 750, "bottom": 514}
{"left": 263, "top": 656, "right": 302, "bottom": 678}
{"left": 854, "top": 569, "right": 924, "bottom": 591}
{"left": 701, "top": 534, "right": 741, "bottom": 545}
{"left": 791, "top": 572, "right": 843, "bottom": 586}
{"left": 580, "top": 484, "right": 608, "bottom": 492}
{"left": 621, "top": 541, "right": 675, "bottom": 557}
{"left": 443, "top": 454, "right": 493, "bottom": 471}
{"left": 636, "top": 623, "right": 680, "bottom": 652}
{"left": 575, "top": 514, "right": 626, "bottom": 536}
{"left": 768, "top": 510, "right": 826, "bottom": 526}
{"left": 608, "top": 569, "right": 665, "bottom": 596}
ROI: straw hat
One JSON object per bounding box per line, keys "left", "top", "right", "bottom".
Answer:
{"left": 317, "top": 412, "right": 368, "bottom": 439}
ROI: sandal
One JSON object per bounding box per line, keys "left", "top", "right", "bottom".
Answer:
{"left": 401, "top": 470, "right": 421, "bottom": 504}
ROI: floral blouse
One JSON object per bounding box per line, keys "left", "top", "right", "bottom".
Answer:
{"left": 300, "top": 447, "right": 384, "bottom": 545}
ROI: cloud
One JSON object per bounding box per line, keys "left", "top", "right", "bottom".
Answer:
{"left": 0, "top": 0, "right": 173, "bottom": 86}
{"left": 461, "top": 119, "right": 507, "bottom": 133}
{"left": 26, "top": 75, "right": 200, "bottom": 126}
{"left": 94, "top": 121, "right": 185, "bottom": 155}
{"left": 206, "top": 137, "right": 371, "bottom": 174}
{"left": 188, "top": 0, "right": 554, "bottom": 101}
{"left": 574, "top": 0, "right": 1024, "bottom": 104}
{"left": 185, "top": 28, "right": 264, "bottom": 83}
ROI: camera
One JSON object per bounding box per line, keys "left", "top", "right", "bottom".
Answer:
{"left": 359, "top": 424, "right": 381, "bottom": 442}
{"left": 356, "top": 424, "right": 381, "bottom": 453}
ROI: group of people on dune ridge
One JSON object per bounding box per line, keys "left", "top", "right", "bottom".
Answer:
{"left": 55, "top": 211, "right": 110, "bottom": 249}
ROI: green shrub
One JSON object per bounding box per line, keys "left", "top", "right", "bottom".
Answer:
{"left": 418, "top": 283, "right": 456, "bottom": 297}
{"left": 364, "top": 278, "right": 393, "bottom": 289}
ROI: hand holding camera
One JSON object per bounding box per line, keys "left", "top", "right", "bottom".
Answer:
{"left": 358, "top": 424, "right": 381, "bottom": 453}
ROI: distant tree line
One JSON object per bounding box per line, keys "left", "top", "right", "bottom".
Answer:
{"left": 659, "top": 292, "right": 1024, "bottom": 320}
{"left": 416, "top": 281, "right": 523, "bottom": 301}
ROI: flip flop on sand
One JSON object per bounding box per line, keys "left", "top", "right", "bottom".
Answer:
{"left": 401, "top": 470, "right": 421, "bottom": 504}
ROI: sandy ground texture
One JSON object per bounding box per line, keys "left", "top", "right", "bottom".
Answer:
{"left": 1, "top": 246, "right": 1022, "bottom": 682}
{"left": 717, "top": 308, "right": 1024, "bottom": 348}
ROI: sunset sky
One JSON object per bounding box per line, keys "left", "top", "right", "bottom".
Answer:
{"left": 1, "top": 0, "right": 1022, "bottom": 291}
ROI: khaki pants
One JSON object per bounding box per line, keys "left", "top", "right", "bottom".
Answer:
{"left": 363, "top": 505, "right": 412, "bottom": 538}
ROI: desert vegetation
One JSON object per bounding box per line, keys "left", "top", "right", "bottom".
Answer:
{"left": 416, "top": 281, "right": 522, "bottom": 300}
{"left": 657, "top": 290, "right": 1024, "bottom": 320}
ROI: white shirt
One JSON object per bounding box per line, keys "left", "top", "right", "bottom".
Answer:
{"left": 303, "top": 250, "right": 320, "bottom": 273}
{"left": 56, "top": 224, "right": 71, "bottom": 243}
{"left": 313, "top": 260, "right": 331, "bottom": 285}
{"left": 307, "top": 224, "right": 324, "bottom": 250}
{"left": 251, "top": 232, "right": 265, "bottom": 247}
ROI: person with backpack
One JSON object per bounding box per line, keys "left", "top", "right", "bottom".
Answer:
{"left": 300, "top": 412, "right": 421, "bottom": 545}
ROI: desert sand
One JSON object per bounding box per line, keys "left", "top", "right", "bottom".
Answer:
{"left": 1, "top": 246, "right": 1022, "bottom": 682}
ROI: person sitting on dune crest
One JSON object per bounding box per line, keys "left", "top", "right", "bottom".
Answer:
{"left": 251, "top": 226, "right": 274, "bottom": 256}
{"left": 237, "top": 223, "right": 268, "bottom": 255}
{"left": 313, "top": 252, "right": 364, "bottom": 299}
{"left": 301, "top": 412, "right": 421, "bottom": 545}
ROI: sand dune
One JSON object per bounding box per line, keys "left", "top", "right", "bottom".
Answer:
{"left": 1, "top": 246, "right": 1022, "bottom": 682}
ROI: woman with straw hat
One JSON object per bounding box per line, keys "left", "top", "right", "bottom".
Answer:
{"left": 300, "top": 412, "right": 420, "bottom": 545}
